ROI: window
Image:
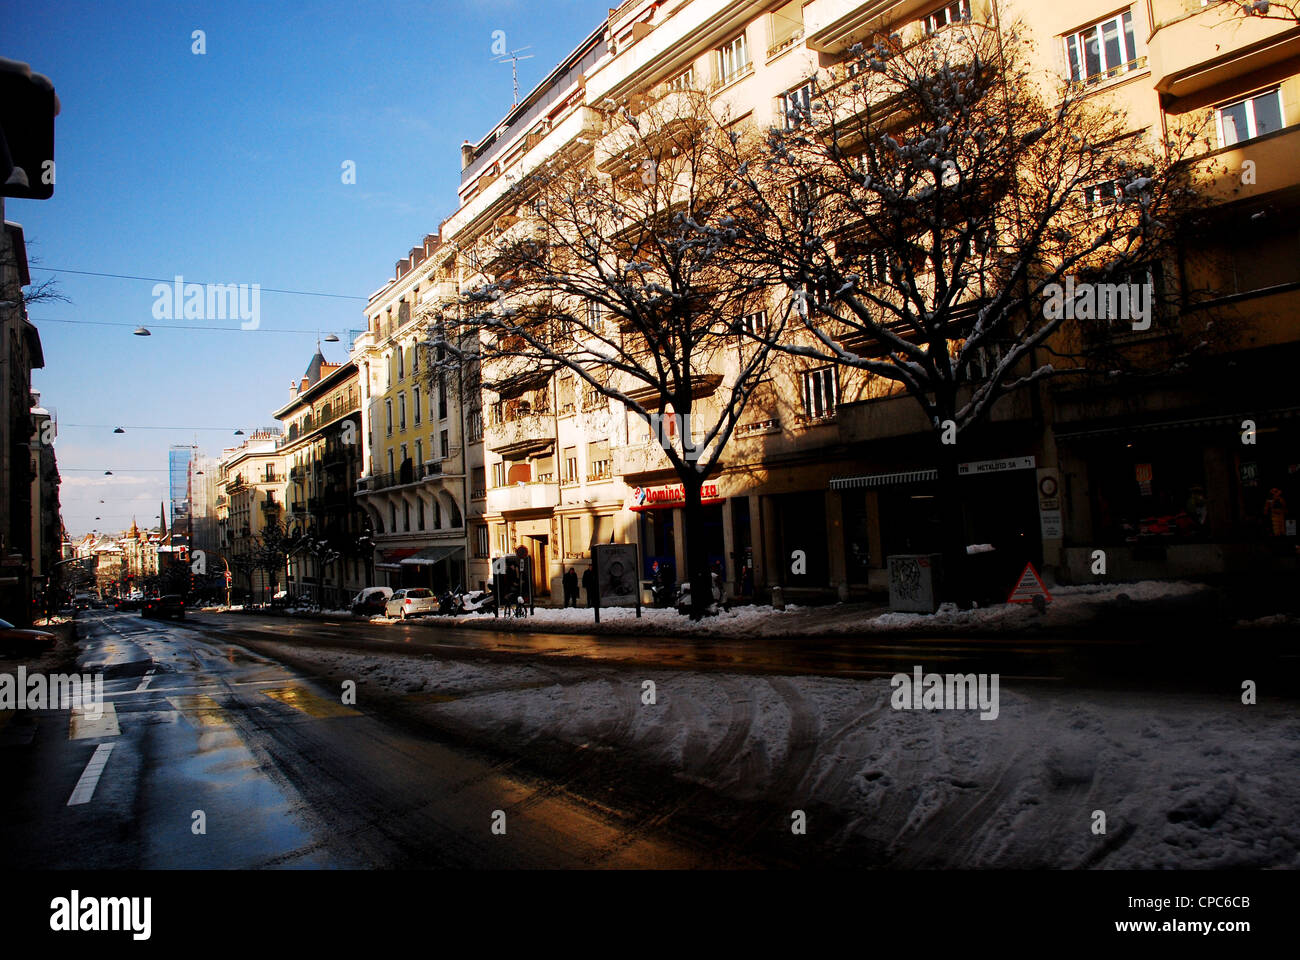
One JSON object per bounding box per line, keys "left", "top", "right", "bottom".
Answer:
{"left": 398, "top": 394, "right": 407, "bottom": 431}
{"left": 400, "top": 443, "right": 408, "bottom": 467}
{"left": 566, "top": 516, "right": 585, "bottom": 554}
{"left": 387, "top": 448, "right": 395, "bottom": 475}
{"left": 592, "top": 515, "right": 615, "bottom": 546}
{"left": 585, "top": 300, "right": 602, "bottom": 328}
{"left": 563, "top": 446, "right": 578, "bottom": 483}
{"left": 467, "top": 407, "right": 483, "bottom": 441}
{"left": 415, "top": 439, "right": 423, "bottom": 466}
{"left": 390, "top": 503, "right": 397, "bottom": 530}
{"left": 740, "top": 310, "right": 768, "bottom": 335}
{"left": 472, "top": 466, "right": 486, "bottom": 499}
{"left": 384, "top": 399, "right": 393, "bottom": 436}
{"left": 1217, "top": 89, "right": 1284, "bottom": 147}
{"left": 666, "top": 67, "right": 694, "bottom": 92}
{"left": 418, "top": 499, "right": 425, "bottom": 531}
{"left": 778, "top": 82, "right": 813, "bottom": 130}
{"left": 413, "top": 386, "right": 422, "bottom": 425}
{"left": 1063, "top": 11, "right": 1139, "bottom": 86}
{"left": 924, "top": 0, "right": 970, "bottom": 33}
{"left": 438, "top": 375, "right": 448, "bottom": 419}
{"left": 440, "top": 429, "right": 450, "bottom": 460}
{"left": 404, "top": 502, "right": 411, "bottom": 531}
{"left": 797, "top": 277, "right": 833, "bottom": 318}
{"left": 557, "top": 376, "right": 576, "bottom": 414}
{"left": 1083, "top": 179, "right": 1119, "bottom": 209}
{"left": 769, "top": 0, "right": 804, "bottom": 54}
{"left": 802, "top": 367, "right": 838, "bottom": 419}
{"left": 717, "top": 32, "right": 750, "bottom": 85}
{"left": 587, "top": 440, "right": 612, "bottom": 480}
{"left": 397, "top": 346, "right": 405, "bottom": 381}
{"left": 412, "top": 345, "right": 419, "bottom": 375}
{"left": 860, "top": 247, "right": 894, "bottom": 284}
{"left": 476, "top": 525, "right": 490, "bottom": 558}
{"left": 493, "top": 462, "right": 506, "bottom": 487}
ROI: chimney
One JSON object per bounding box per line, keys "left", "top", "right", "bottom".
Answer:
{"left": 461, "top": 140, "right": 475, "bottom": 170}
{"left": 289, "top": 381, "right": 299, "bottom": 401}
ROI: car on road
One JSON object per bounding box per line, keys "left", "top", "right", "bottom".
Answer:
{"left": 114, "top": 596, "right": 141, "bottom": 612}
{"left": 142, "top": 595, "right": 185, "bottom": 620}
{"left": 73, "top": 594, "right": 93, "bottom": 611}
{"left": 351, "top": 586, "right": 393, "bottom": 617}
{"left": 384, "top": 588, "right": 438, "bottom": 620}
{"left": 0, "top": 618, "right": 56, "bottom": 657}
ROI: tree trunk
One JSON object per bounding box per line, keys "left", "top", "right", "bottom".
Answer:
{"left": 680, "top": 473, "right": 713, "bottom": 620}
{"left": 935, "top": 436, "right": 969, "bottom": 607}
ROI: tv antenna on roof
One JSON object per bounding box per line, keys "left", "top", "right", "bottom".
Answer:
{"left": 492, "top": 46, "right": 534, "bottom": 107}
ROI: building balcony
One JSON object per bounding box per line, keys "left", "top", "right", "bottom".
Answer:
{"left": 487, "top": 481, "right": 561, "bottom": 515}
{"left": 1148, "top": 0, "right": 1300, "bottom": 102}
{"left": 1195, "top": 124, "right": 1300, "bottom": 202}
{"left": 803, "top": 0, "right": 932, "bottom": 54}
{"left": 586, "top": 0, "right": 755, "bottom": 103}
{"left": 595, "top": 89, "right": 707, "bottom": 172}
{"left": 445, "top": 105, "right": 603, "bottom": 245}
{"left": 485, "top": 411, "right": 555, "bottom": 456}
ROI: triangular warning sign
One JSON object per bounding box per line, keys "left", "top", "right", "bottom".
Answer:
{"left": 1007, "top": 562, "right": 1052, "bottom": 604}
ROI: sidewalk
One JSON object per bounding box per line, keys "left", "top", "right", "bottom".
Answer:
{"left": 247, "top": 577, "right": 1298, "bottom": 640}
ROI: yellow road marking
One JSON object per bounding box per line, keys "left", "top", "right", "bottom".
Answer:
{"left": 260, "top": 685, "right": 360, "bottom": 718}
{"left": 166, "top": 694, "right": 230, "bottom": 728}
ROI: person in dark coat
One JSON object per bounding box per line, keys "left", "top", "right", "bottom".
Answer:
{"left": 582, "top": 566, "right": 596, "bottom": 607}
{"left": 563, "top": 567, "right": 579, "bottom": 607}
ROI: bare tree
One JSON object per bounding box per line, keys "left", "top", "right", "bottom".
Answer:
{"left": 1231, "top": 0, "right": 1300, "bottom": 22}
{"left": 722, "top": 18, "right": 1225, "bottom": 602}
{"left": 439, "top": 89, "right": 783, "bottom": 617}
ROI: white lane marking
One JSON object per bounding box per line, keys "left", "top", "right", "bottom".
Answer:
{"left": 67, "top": 743, "right": 115, "bottom": 806}
{"left": 134, "top": 669, "right": 156, "bottom": 692}
{"left": 69, "top": 702, "right": 120, "bottom": 740}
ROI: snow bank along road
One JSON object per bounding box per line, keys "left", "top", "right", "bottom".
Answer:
{"left": 241, "top": 635, "right": 1300, "bottom": 870}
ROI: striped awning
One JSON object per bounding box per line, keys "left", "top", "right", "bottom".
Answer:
{"left": 830, "top": 469, "right": 938, "bottom": 490}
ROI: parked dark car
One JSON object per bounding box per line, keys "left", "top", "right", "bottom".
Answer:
{"left": 142, "top": 595, "right": 185, "bottom": 620}
{"left": 0, "top": 618, "right": 56, "bottom": 657}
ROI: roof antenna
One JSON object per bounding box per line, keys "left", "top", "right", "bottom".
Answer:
{"left": 492, "top": 46, "right": 534, "bottom": 107}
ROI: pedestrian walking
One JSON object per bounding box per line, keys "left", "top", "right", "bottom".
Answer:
{"left": 582, "top": 566, "right": 596, "bottom": 607}
{"left": 563, "top": 567, "right": 578, "bottom": 608}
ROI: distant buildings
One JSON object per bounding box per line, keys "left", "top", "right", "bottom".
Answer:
{"left": 0, "top": 213, "right": 48, "bottom": 624}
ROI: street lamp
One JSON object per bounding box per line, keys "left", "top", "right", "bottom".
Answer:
{"left": 113, "top": 427, "right": 124, "bottom": 433}
{"left": 133, "top": 326, "right": 151, "bottom": 336}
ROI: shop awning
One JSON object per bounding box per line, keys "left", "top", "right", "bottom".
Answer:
{"left": 830, "top": 469, "right": 937, "bottom": 489}
{"left": 375, "top": 547, "right": 420, "bottom": 571}
{"left": 400, "top": 544, "right": 465, "bottom": 567}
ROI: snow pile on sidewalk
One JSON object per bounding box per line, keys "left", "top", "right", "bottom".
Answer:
{"left": 263, "top": 640, "right": 1300, "bottom": 868}
{"left": 413, "top": 579, "right": 1214, "bottom": 637}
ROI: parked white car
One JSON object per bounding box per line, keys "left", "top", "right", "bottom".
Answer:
{"left": 384, "top": 588, "right": 438, "bottom": 619}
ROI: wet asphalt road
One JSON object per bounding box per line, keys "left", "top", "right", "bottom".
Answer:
{"left": 0, "top": 610, "right": 753, "bottom": 869}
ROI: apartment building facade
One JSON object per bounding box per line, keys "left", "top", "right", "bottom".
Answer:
{"left": 352, "top": 232, "right": 486, "bottom": 594}
{"left": 216, "top": 430, "right": 288, "bottom": 600}
{"left": 275, "top": 351, "right": 369, "bottom": 608}
{"left": 403, "top": 0, "right": 1300, "bottom": 601}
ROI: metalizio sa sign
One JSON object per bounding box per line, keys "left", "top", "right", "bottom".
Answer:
{"left": 625, "top": 482, "right": 723, "bottom": 511}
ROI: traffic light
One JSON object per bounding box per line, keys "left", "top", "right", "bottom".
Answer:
{"left": 0, "top": 58, "right": 59, "bottom": 200}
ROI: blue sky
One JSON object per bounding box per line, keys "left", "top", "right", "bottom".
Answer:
{"left": 4, "top": 0, "right": 609, "bottom": 536}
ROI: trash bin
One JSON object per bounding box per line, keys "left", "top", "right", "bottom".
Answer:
{"left": 887, "top": 554, "right": 943, "bottom": 613}
{"left": 770, "top": 585, "right": 785, "bottom": 611}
